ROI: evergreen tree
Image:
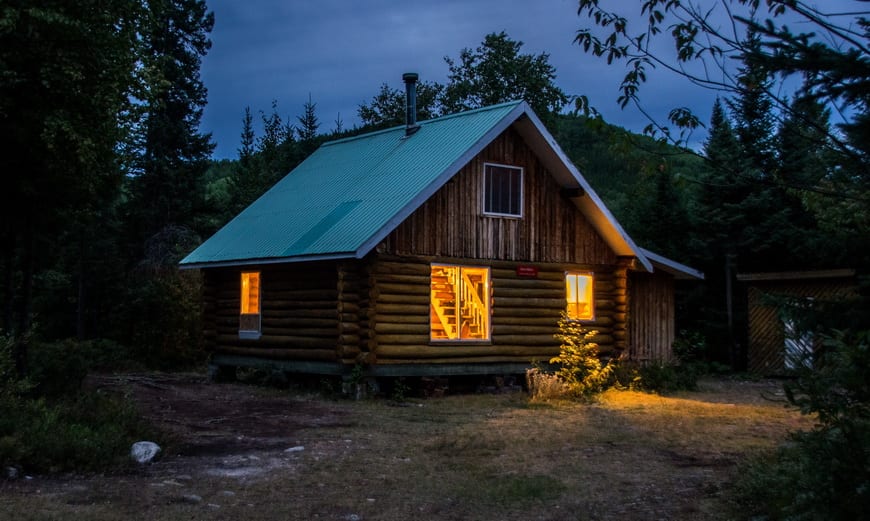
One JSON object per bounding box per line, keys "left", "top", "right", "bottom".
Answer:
{"left": 695, "top": 99, "right": 747, "bottom": 261}
{"left": 297, "top": 94, "right": 320, "bottom": 142}
{"left": 627, "top": 165, "right": 690, "bottom": 260}
{"left": 239, "top": 106, "right": 256, "bottom": 162}
{"left": 0, "top": 1, "right": 139, "bottom": 370}
{"left": 691, "top": 98, "right": 749, "bottom": 366}
{"left": 229, "top": 106, "right": 263, "bottom": 213}
{"left": 114, "top": 0, "right": 214, "bottom": 366}
{"left": 257, "top": 100, "right": 295, "bottom": 189}
{"left": 127, "top": 0, "right": 215, "bottom": 247}
{"left": 728, "top": 31, "right": 777, "bottom": 179}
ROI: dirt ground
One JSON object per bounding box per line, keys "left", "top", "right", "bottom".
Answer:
{"left": 0, "top": 373, "right": 809, "bottom": 521}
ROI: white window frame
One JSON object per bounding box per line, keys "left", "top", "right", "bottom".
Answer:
{"left": 482, "top": 162, "right": 524, "bottom": 218}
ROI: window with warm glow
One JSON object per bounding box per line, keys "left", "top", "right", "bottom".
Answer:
{"left": 566, "top": 272, "right": 594, "bottom": 320}
{"left": 483, "top": 163, "right": 523, "bottom": 217}
{"left": 240, "top": 271, "right": 261, "bottom": 335}
{"left": 430, "top": 265, "right": 491, "bottom": 341}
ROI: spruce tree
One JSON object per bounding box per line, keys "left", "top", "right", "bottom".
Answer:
{"left": 257, "top": 100, "right": 295, "bottom": 190}
{"left": 297, "top": 94, "right": 320, "bottom": 142}
{"left": 230, "top": 106, "right": 262, "bottom": 212}
{"left": 127, "top": 0, "right": 215, "bottom": 247}
{"left": 691, "top": 98, "right": 748, "bottom": 366}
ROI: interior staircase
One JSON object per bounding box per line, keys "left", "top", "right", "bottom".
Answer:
{"left": 430, "top": 266, "right": 488, "bottom": 340}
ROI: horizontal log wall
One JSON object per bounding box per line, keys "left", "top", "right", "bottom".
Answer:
{"left": 205, "top": 262, "right": 343, "bottom": 362}
{"left": 368, "top": 254, "right": 624, "bottom": 365}
{"left": 628, "top": 271, "right": 674, "bottom": 363}
{"left": 382, "top": 127, "right": 617, "bottom": 265}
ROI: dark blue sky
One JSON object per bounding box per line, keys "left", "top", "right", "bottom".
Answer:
{"left": 199, "top": 0, "right": 849, "bottom": 159}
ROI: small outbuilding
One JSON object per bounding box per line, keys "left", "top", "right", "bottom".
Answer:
{"left": 738, "top": 269, "right": 858, "bottom": 375}
{"left": 181, "top": 77, "right": 702, "bottom": 378}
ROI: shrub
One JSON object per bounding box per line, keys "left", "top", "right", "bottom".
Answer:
{"left": 525, "top": 367, "right": 570, "bottom": 401}
{"left": 0, "top": 332, "right": 156, "bottom": 474}
{"left": 0, "top": 390, "right": 152, "bottom": 473}
{"left": 735, "top": 329, "right": 870, "bottom": 519}
{"left": 546, "top": 313, "right": 616, "bottom": 399}
{"left": 632, "top": 361, "right": 702, "bottom": 392}
{"left": 27, "top": 338, "right": 137, "bottom": 399}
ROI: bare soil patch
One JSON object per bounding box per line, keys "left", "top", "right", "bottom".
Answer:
{"left": 0, "top": 374, "right": 811, "bottom": 521}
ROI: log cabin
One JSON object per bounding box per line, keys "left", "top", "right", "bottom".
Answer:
{"left": 180, "top": 74, "right": 703, "bottom": 378}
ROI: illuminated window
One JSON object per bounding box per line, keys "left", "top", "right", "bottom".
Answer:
{"left": 239, "top": 272, "right": 261, "bottom": 336}
{"left": 430, "top": 265, "right": 491, "bottom": 341}
{"left": 566, "top": 272, "right": 594, "bottom": 321}
{"left": 483, "top": 163, "right": 523, "bottom": 217}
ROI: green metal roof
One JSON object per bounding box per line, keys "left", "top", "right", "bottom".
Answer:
{"left": 181, "top": 101, "right": 525, "bottom": 267}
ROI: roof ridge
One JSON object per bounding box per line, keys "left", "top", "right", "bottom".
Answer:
{"left": 322, "top": 100, "right": 524, "bottom": 148}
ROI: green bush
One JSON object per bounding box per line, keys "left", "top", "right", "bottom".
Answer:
{"left": 113, "top": 267, "right": 205, "bottom": 371}
{"left": 0, "top": 390, "right": 152, "bottom": 473}
{"left": 735, "top": 329, "right": 870, "bottom": 519}
{"left": 0, "top": 332, "right": 156, "bottom": 474}
{"left": 27, "top": 338, "right": 136, "bottom": 399}
{"left": 548, "top": 313, "right": 616, "bottom": 399}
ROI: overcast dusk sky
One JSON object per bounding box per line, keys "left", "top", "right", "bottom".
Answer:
{"left": 198, "top": 0, "right": 858, "bottom": 159}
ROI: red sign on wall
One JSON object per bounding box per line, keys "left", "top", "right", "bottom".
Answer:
{"left": 515, "top": 265, "right": 539, "bottom": 278}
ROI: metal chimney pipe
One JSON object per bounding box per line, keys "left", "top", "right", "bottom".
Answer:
{"left": 403, "top": 72, "right": 420, "bottom": 136}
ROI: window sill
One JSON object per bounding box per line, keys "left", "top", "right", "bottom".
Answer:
{"left": 238, "top": 331, "right": 262, "bottom": 340}
{"left": 481, "top": 212, "right": 522, "bottom": 219}
{"left": 429, "top": 340, "right": 493, "bottom": 346}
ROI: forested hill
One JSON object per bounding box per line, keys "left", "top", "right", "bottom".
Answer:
{"left": 553, "top": 114, "right": 704, "bottom": 258}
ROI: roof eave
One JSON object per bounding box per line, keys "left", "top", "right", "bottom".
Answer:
{"left": 179, "top": 251, "right": 357, "bottom": 270}
{"left": 638, "top": 248, "right": 704, "bottom": 280}
{"left": 512, "top": 105, "right": 654, "bottom": 273}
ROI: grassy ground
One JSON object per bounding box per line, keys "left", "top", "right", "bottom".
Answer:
{"left": 0, "top": 376, "right": 812, "bottom": 521}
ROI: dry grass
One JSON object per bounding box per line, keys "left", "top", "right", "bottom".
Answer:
{"left": 0, "top": 376, "right": 812, "bottom": 521}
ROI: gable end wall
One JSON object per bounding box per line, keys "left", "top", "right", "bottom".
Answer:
{"left": 382, "top": 126, "right": 617, "bottom": 265}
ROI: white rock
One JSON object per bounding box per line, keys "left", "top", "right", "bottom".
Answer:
{"left": 130, "top": 441, "right": 161, "bottom": 464}
{"left": 284, "top": 446, "right": 305, "bottom": 453}
{"left": 4, "top": 466, "right": 19, "bottom": 480}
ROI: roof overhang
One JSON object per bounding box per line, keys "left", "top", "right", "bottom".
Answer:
{"left": 511, "top": 105, "right": 653, "bottom": 272}
{"left": 179, "top": 251, "right": 356, "bottom": 270}
{"left": 736, "top": 269, "right": 855, "bottom": 282}
{"left": 639, "top": 248, "right": 704, "bottom": 280}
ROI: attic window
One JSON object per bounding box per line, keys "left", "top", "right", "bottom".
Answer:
{"left": 239, "top": 271, "right": 261, "bottom": 338}
{"left": 483, "top": 163, "right": 523, "bottom": 217}
{"left": 566, "top": 272, "right": 594, "bottom": 321}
